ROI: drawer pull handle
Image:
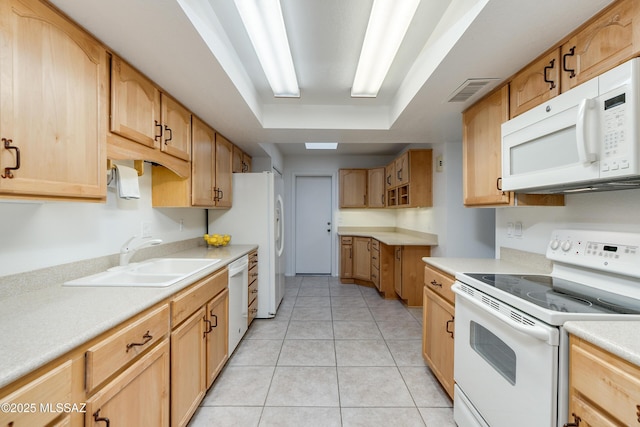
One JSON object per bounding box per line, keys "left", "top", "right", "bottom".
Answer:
{"left": 251, "top": 289, "right": 258, "bottom": 294}
{"left": 93, "top": 409, "right": 110, "bottom": 426}
{"left": 636, "top": 404, "right": 640, "bottom": 423}
{"left": 250, "top": 308, "right": 258, "bottom": 314}
{"left": 126, "top": 330, "right": 152, "bottom": 352}
{"left": 563, "top": 413, "right": 581, "bottom": 427}
{"left": 430, "top": 280, "right": 442, "bottom": 288}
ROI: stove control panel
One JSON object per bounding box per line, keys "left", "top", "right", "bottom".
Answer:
{"left": 547, "top": 229, "right": 640, "bottom": 278}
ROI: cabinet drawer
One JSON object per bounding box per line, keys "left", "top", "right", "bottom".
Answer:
{"left": 372, "top": 239, "right": 380, "bottom": 251}
{"left": 570, "top": 336, "right": 640, "bottom": 426}
{"left": 341, "top": 236, "right": 353, "bottom": 244}
{"left": 86, "top": 304, "right": 169, "bottom": 392}
{"left": 371, "top": 250, "right": 380, "bottom": 269}
{"left": 371, "top": 266, "right": 380, "bottom": 289}
{"left": 249, "top": 250, "right": 258, "bottom": 270}
{"left": 248, "top": 298, "right": 258, "bottom": 325}
{"left": 172, "top": 268, "right": 228, "bottom": 327}
{"left": 248, "top": 278, "right": 258, "bottom": 306}
{"left": 0, "top": 361, "right": 72, "bottom": 427}
{"left": 249, "top": 265, "right": 258, "bottom": 286}
{"left": 424, "top": 265, "right": 455, "bottom": 304}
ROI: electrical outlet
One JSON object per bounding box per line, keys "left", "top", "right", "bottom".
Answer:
{"left": 514, "top": 221, "right": 523, "bottom": 237}
{"left": 436, "top": 155, "right": 444, "bottom": 172}
{"left": 507, "top": 222, "right": 514, "bottom": 237}
{"left": 141, "top": 221, "right": 152, "bottom": 238}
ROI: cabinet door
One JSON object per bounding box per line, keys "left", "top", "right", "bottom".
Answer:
{"left": 339, "top": 169, "right": 367, "bottom": 208}
{"left": 385, "top": 161, "right": 396, "bottom": 189}
{"left": 86, "top": 340, "right": 169, "bottom": 427}
{"left": 0, "top": 0, "right": 107, "bottom": 200}
{"left": 352, "top": 237, "right": 371, "bottom": 281}
{"left": 341, "top": 242, "right": 353, "bottom": 279}
{"left": 367, "top": 167, "right": 386, "bottom": 207}
{"left": 394, "top": 247, "right": 402, "bottom": 296}
{"left": 422, "top": 287, "right": 454, "bottom": 399}
{"left": 395, "top": 152, "right": 409, "bottom": 185}
{"left": 160, "top": 94, "right": 191, "bottom": 161}
{"left": 110, "top": 56, "right": 161, "bottom": 148}
{"left": 206, "top": 289, "right": 229, "bottom": 388}
{"left": 462, "top": 85, "right": 511, "bottom": 206}
{"left": 191, "top": 117, "right": 216, "bottom": 207}
{"left": 561, "top": 0, "right": 640, "bottom": 92}
{"left": 171, "top": 307, "right": 207, "bottom": 427}
{"left": 242, "top": 153, "right": 252, "bottom": 172}
{"left": 214, "top": 133, "right": 233, "bottom": 208}
{"left": 509, "top": 49, "right": 560, "bottom": 118}
{"left": 232, "top": 145, "right": 244, "bottom": 173}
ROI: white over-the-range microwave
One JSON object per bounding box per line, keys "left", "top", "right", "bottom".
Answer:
{"left": 501, "top": 58, "right": 640, "bottom": 193}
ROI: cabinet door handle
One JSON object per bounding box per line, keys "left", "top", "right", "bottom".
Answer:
{"left": 154, "top": 120, "right": 163, "bottom": 141}
{"left": 445, "top": 318, "right": 454, "bottom": 338}
{"left": 563, "top": 413, "right": 581, "bottom": 427}
{"left": 562, "top": 46, "right": 576, "bottom": 78}
{"left": 386, "top": 175, "right": 391, "bottom": 185}
{"left": 544, "top": 58, "right": 557, "bottom": 90}
{"left": 93, "top": 409, "right": 110, "bottom": 427}
{"left": 217, "top": 189, "right": 224, "bottom": 200}
{"left": 210, "top": 313, "right": 218, "bottom": 328}
{"left": 203, "top": 316, "right": 212, "bottom": 338}
{"left": 164, "top": 125, "right": 173, "bottom": 144}
{"left": 382, "top": 194, "right": 385, "bottom": 205}
{"left": 1, "top": 138, "right": 20, "bottom": 179}
{"left": 496, "top": 177, "right": 503, "bottom": 191}
{"left": 125, "top": 330, "right": 152, "bottom": 352}
{"left": 430, "top": 280, "right": 442, "bottom": 288}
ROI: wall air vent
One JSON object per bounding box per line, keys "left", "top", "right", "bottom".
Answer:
{"left": 446, "top": 78, "right": 500, "bottom": 103}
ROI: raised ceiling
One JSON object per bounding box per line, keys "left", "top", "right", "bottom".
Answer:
{"left": 50, "top": 0, "right": 614, "bottom": 157}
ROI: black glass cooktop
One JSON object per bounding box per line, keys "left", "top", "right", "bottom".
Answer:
{"left": 465, "top": 273, "right": 640, "bottom": 314}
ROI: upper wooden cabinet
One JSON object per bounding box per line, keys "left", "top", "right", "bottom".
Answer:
{"left": 232, "top": 145, "right": 252, "bottom": 173}
{"left": 561, "top": 0, "right": 640, "bottom": 92}
{"left": 108, "top": 55, "right": 190, "bottom": 177}
{"left": 463, "top": 86, "right": 512, "bottom": 206}
{"left": 339, "top": 169, "right": 368, "bottom": 208}
{"left": 386, "top": 149, "right": 433, "bottom": 208}
{"left": 0, "top": 0, "right": 107, "bottom": 201}
{"left": 510, "top": 49, "right": 561, "bottom": 118}
{"left": 110, "top": 56, "right": 161, "bottom": 149}
{"left": 152, "top": 118, "right": 232, "bottom": 208}
{"left": 367, "top": 168, "right": 386, "bottom": 208}
{"left": 160, "top": 94, "right": 191, "bottom": 161}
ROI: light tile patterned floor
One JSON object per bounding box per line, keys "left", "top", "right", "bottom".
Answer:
{"left": 188, "top": 276, "right": 455, "bottom": 427}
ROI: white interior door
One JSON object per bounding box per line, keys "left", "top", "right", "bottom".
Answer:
{"left": 295, "top": 176, "right": 332, "bottom": 274}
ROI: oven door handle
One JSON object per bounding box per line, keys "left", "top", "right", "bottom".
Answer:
{"left": 452, "top": 284, "right": 558, "bottom": 345}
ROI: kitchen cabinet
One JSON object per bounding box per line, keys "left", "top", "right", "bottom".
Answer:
{"left": 561, "top": 0, "right": 640, "bottom": 92}
{"left": 248, "top": 249, "right": 259, "bottom": 326}
{"left": 152, "top": 118, "right": 233, "bottom": 208}
{"left": 376, "top": 242, "right": 396, "bottom": 299}
{"left": 108, "top": 55, "right": 191, "bottom": 177}
{"left": 567, "top": 335, "right": 640, "bottom": 427}
{"left": 353, "top": 237, "right": 372, "bottom": 281}
{"left": 0, "top": 360, "right": 72, "bottom": 427}
{"left": 0, "top": 0, "right": 107, "bottom": 201}
{"left": 462, "top": 85, "right": 564, "bottom": 207}
{"left": 340, "top": 237, "right": 354, "bottom": 281}
{"left": 371, "top": 239, "right": 380, "bottom": 290}
{"left": 232, "top": 145, "right": 252, "bottom": 173}
{"left": 339, "top": 169, "right": 368, "bottom": 208}
{"left": 170, "top": 268, "right": 228, "bottom": 427}
{"left": 367, "top": 168, "right": 386, "bottom": 208}
{"left": 385, "top": 149, "right": 433, "bottom": 208}
{"left": 422, "top": 265, "right": 455, "bottom": 399}
{"left": 509, "top": 49, "right": 561, "bottom": 118}
{"left": 394, "top": 245, "right": 431, "bottom": 306}
{"left": 86, "top": 340, "right": 170, "bottom": 427}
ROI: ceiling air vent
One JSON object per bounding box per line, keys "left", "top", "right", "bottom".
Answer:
{"left": 447, "top": 78, "right": 500, "bottom": 103}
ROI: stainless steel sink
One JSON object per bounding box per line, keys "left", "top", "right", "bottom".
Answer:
{"left": 64, "top": 258, "right": 221, "bottom": 287}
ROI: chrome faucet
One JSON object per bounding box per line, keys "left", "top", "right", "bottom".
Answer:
{"left": 119, "top": 236, "right": 163, "bottom": 266}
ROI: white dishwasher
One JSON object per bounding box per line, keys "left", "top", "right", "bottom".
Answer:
{"left": 228, "top": 255, "right": 249, "bottom": 354}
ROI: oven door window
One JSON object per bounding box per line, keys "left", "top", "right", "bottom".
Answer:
{"left": 470, "top": 321, "right": 516, "bottom": 385}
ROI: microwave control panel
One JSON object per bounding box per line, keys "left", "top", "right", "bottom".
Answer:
{"left": 600, "top": 88, "right": 634, "bottom": 175}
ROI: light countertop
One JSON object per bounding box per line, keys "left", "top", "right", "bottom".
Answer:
{"left": 0, "top": 244, "right": 256, "bottom": 389}
{"left": 423, "top": 256, "right": 549, "bottom": 277}
{"left": 564, "top": 321, "right": 640, "bottom": 366}
{"left": 339, "top": 230, "right": 438, "bottom": 246}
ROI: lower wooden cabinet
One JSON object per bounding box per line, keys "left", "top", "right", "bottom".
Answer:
{"left": 340, "top": 237, "right": 353, "bottom": 281}
{"left": 248, "top": 250, "right": 259, "bottom": 326}
{"left": 206, "top": 289, "right": 229, "bottom": 388}
{"left": 353, "top": 237, "right": 371, "bottom": 281}
{"left": 394, "top": 245, "right": 431, "bottom": 306}
{"left": 568, "top": 335, "right": 640, "bottom": 426}
{"left": 86, "top": 340, "right": 170, "bottom": 427}
{"left": 422, "top": 264, "right": 455, "bottom": 399}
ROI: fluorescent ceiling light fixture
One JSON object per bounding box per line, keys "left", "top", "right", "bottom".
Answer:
{"left": 305, "top": 142, "right": 338, "bottom": 150}
{"left": 234, "top": 0, "right": 300, "bottom": 97}
{"left": 351, "top": 0, "right": 421, "bottom": 97}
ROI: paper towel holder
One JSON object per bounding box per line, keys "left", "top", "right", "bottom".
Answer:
{"left": 107, "top": 159, "right": 144, "bottom": 185}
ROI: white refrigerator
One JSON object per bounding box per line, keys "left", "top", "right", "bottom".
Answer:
{"left": 208, "top": 171, "right": 284, "bottom": 318}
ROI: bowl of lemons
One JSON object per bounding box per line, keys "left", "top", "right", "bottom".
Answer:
{"left": 204, "top": 233, "right": 231, "bottom": 247}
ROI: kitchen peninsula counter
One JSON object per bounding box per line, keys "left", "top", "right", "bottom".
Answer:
{"left": 338, "top": 227, "right": 438, "bottom": 246}
{"left": 0, "top": 244, "right": 257, "bottom": 389}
